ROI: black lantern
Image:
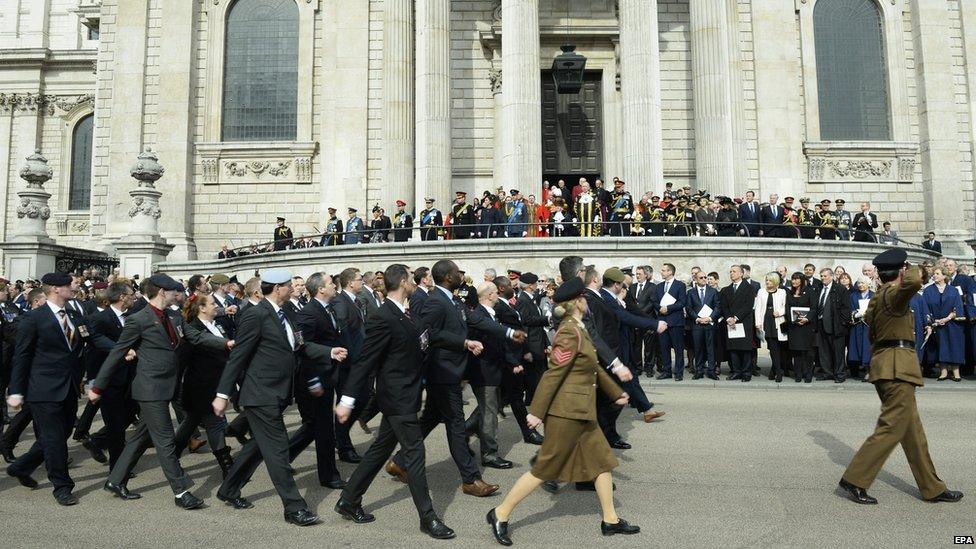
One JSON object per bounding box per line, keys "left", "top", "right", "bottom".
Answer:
{"left": 551, "top": 44, "right": 586, "bottom": 94}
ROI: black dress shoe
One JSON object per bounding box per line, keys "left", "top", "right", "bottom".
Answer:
{"left": 575, "top": 481, "right": 616, "bottom": 492}
{"left": 284, "top": 508, "right": 319, "bottom": 526}
{"left": 692, "top": 373, "right": 703, "bottom": 380}
{"left": 217, "top": 492, "right": 253, "bottom": 509}
{"left": 838, "top": 479, "right": 877, "bottom": 504}
{"left": 523, "top": 431, "right": 544, "bottom": 445}
{"left": 707, "top": 373, "right": 719, "bottom": 380}
{"left": 338, "top": 449, "right": 362, "bottom": 464}
{"left": 741, "top": 377, "right": 751, "bottom": 382}
{"left": 541, "top": 480, "right": 559, "bottom": 494}
{"left": 952, "top": 376, "right": 962, "bottom": 382}
{"left": 775, "top": 375, "right": 783, "bottom": 383}
{"left": 1, "top": 447, "right": 15, "bottom": 464}
{"left": 83, "top": 438, "right": 108, "bottom": 464}
{"left": 55, "top": 492, "right": 79, "bottom": 506}
{"left": 482, "top": 457, "right": 514, "bottom": 469}
{"left": 926, "top": 490, "right": 963, "bottom": 502}
{"left": 674, "top": 376, "right": 683, "bottom": 381}
{"left": 334, "top": 498, "right": 376, "bottom": 523}
{"left": 320, "top": 479, "right": 347, "bottom": 489}
{"left": 174, "top": 491, "right": 205, "bottom": 510}
{"left": 609, "top": 440, "right": 631, "bottom": 450}
{"left": 420, "top": 516, "right": 456, "bottom": 539}
{"left": 104, "top": 481, "right": 141, "bottom": 500}
{"left": 601, "top": 518, "right": 640, "bottom": 536}
{"left": 655, "top": 373, "right": 672, "bottom": 380}
{"left": 9, "top": 470, "right": 38, "bottom": 489}
{"left": 727, "top": 373, "right": 741, "bottom": 381}
{"left": 486, "top": 509, "right": 512, "bottom": 546}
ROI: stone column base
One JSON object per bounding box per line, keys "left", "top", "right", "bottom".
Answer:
{"left": 0, "top": 237, "right": 59, "bottom": 281}
{"left": 115, "top": 237, "right": 175, "bottom": 278}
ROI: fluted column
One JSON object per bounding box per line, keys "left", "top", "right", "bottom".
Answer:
{"left": 383, "top": 0, "right": 414, "bottom": 208}
{"left": 501, "top": 0, "right": 542, "bottom": 190}
{"left": 619, "top": 0, "right": 662, "bottom": 196}
{"left": 690, "top": 0, "right": 735, "bottom": 197}
{"left": 415, "top": 0, "right": 452, "bottom": 206}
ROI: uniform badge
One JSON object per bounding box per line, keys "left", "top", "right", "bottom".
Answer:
{"left": 294, "top": 330, "right": 305, "bottom": 347}
{"left": 217, "top": 324, "right": 227, "bottom": 336}
{"left": 78, "top": 324, "right": 90, "bottom": 338}
{"left": 419, "top": 329, "right": 430, "bottom": 352}
{"left": 551, "top": 345, "right": 574, "bottom": 366}
{"left": 175, "top": 325, "right": 184, "bottom": 338}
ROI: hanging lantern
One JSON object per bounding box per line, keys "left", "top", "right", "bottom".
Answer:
{"left": 551, "top": 44, "right": 586, "bottom": 94}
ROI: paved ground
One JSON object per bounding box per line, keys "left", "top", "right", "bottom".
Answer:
{"left": 2, "top": 375, "right": 974, "bottom": 548}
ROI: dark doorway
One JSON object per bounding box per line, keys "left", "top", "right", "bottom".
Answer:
{"left": 541, "top": 70, "right": 604, "bottom": 185}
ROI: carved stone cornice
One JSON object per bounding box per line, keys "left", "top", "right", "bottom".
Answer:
{"left": 195, "top": 141, "right": 317, "bottom": 185}
{"left": 804, "top": 141, "right": 919, "bottom": 184}
{"left": 0, "top": 93, "right": 94, "bottom": 115}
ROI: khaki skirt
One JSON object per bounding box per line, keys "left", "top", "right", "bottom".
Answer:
{"left": 530, "top": 415, "right": 619, "bottom": 482}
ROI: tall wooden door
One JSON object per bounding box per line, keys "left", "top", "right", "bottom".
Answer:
{"left": 541, "top": 70, "right": 603, "bottom": 182}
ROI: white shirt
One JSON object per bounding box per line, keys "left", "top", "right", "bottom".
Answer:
{"left": 200, "top": 318, "right": 224, "bottom": 338}
{"left": 266, "top": 298, "right": 296, "bottom": 349}
{"left": 289, "top": 297, "right": 303, "bottom": 311}
{"left": 388, "top": 296, "right": 407, "bottom": 314}
{"left": 47, "top": 301, "right": 75, "bottom": 342}
{"left": 435, "top": 285, "right": 454, "bottom": 300}
{"left": 110, "top": 305, "right": 125, "bottom": 326}
{"left": 482, "top": 303, "right": 496, "bottom": 318}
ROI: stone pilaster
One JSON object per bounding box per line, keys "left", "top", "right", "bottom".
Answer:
{"left": 911, "top": 0, "right": 965, "bottom": 257}
{"left": 690, "top": 0, "right": 736, "bottom": 197}
{"left": 501, "top": 0, "right": 542, "bottom": 190}
{"left": 619, "top": 0, "right": 662, "bottom": 196}
{"left": 415, "top": 0, "right": 452, "bottom": 206}
{"left": 490, "top": 63, "right": 505, "bottom": 191}
{"left": 382, "top": 0, "right": 415, "bottom": 208}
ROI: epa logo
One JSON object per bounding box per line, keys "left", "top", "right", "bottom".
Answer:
{"left": 954, "top": 536, "right": 974, "bottom": 544}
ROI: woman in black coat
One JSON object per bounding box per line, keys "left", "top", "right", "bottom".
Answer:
{"left": 174, "top": 293, "right": 234, "bottom": 476}
{"left": 785, "top": 273, "right": 816, "bottom": 383}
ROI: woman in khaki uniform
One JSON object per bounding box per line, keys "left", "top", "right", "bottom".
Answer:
{"left": 486, "top": 277, "right": 640, "bottom": 546}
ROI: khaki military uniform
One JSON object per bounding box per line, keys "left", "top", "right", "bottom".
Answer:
{"left": 529, "top": 316, "right": 623, "bottom": 482}
{"left": 842, "top": 266, "right": 947, "bottom": 499}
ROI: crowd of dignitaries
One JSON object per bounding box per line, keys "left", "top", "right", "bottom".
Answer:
{"left": 214, "top": 179, "right": 924, "bottom": 259}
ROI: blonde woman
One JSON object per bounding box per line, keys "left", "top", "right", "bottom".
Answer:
{"left": 755, "top": 273, "right": 788, "bottom": 382}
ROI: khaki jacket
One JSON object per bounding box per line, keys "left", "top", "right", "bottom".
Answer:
{"left": 529, "top": 316, "right": 622, "bottom": 421}
{"left": 865, "top": 266, "right": 924, "bottom": 386}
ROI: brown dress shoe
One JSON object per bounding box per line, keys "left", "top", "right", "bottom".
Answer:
{"left": 462, "top": 479, "right": 500, "bottom": 497}
{"left": 187, "top": 438, "right": 208, "bottom": 453}
{"left": 384, "top": 460, "right": 408, "bottom": 483}
{"left": 643, "top": 410, "right": 666, "bottom": 423}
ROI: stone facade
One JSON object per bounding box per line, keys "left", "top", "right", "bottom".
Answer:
{"left": 0, "top": 0, "right": 975, "bottom": 264}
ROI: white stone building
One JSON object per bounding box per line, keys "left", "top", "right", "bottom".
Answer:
{"left": 0, "top": 0, "right": 974, "bottom": 261}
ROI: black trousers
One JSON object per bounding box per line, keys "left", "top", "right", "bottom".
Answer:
{"left": 728, "top": 350, "right": 751, "bottom": 378}
{"left": 8, "top": 398, "right": 76, "bottom": 495}
{"left": 692, "top": 328, "right": 716, "bottom": 374}
{"left": 342, "top": 413, "right": 436, "bottom": 522}
{"left": 73, "top": 400, "right": 99, "bottom": 438}
{"left": 0, "top": 405, "right": 32, "bottom": 449}
{"left": 106, "top": 400, "right": 193, "bottom": 494}
{"left": 522, "top": 353, "right": 546, "bottom": 406}
{"left": 501, "top": 368, "right": 532, "bottom": 439}
{"left": 791, "top": 349, "right": 815, "bottom": 381}
{"left": 218, "top": 404, "right": 307, "bottom": 513}
{"left": 818, "top": 329, "right": 847, "bottom": 381}
{"left": 393, "top": 383, "right": 480, "bottom": 484}
{"left": 766, "top": 338, "right": 787, "bottom": 377}
{"left": 288, "top": 393, "right": 341, "bottom": 484}
{"left": 596, "top": 391, "right": 623, "bottom": 444}
{"left": 334, "top": 367, "right": 372, "bottom": 453}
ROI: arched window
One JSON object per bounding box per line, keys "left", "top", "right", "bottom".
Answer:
{"left": 814, "top": 0, "right": 890, "bottom": 141}
{"left": 222, "top": 0, "right": 299, "bottom": 141}
{"left": 69, "top": 114, "right": 93, "bottom": 210}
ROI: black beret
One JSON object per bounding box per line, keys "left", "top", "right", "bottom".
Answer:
{"left": 553, "top": 276, "right": 586, "bottom": 303}
{"left": 147, "top": 273, "right": 182, "bottom": 291}
{"left": 520, "top": 272, "right": 539, "bottom": 284}
{"left": 873, "top": 248, "right": 908, "bottom": 270}
{"left": 41, "top": 272, "right": 72, "bottom": 286}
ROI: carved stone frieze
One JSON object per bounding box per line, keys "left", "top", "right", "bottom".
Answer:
{"left": 0, "top": 93, "right": 94, "bottom": 115}
{"left": 196, "top": 141, "right": 317, "bottom": 185}
{"left": 828, "top": 160, "right": 891, "bottom": 179}
{"left": 803, "top": 141, "right": 919, "bottom": 184}
{"left": 17, "top": 197, "right": 51, "bottom": 220}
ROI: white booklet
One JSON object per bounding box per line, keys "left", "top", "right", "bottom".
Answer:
{"left": 728, "top": 323, "right": 746, "bottom": 339}
{"left": 698, "top": 304, "right": 713, "bottom": 319}
{"left": 857, "top": 299, "right": 870, "bottom": 317}
{"left": 660, "top": 292, "right": 677, "bottom": 309}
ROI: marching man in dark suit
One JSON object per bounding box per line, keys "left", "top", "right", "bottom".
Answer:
{"left": 839, "top": 249, "right": 963, "bottom": 505}
{"left": 89, "top": 274, "right": 228, "bottom": 506}
{"left": 273, "top": 216, "right": 293, "bottom": 251}
{"left": 334, "top": 264, "right": 456, "bottom": 539}
{"left": 212, "top": 268, "right": 339, "bottom": 525}
{"left": 6, "top": 273, "right": 113, "bottom": 506}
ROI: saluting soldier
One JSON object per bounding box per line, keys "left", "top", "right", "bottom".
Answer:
{"left": 607, "top": 179, "right": 633, "bottom": 237}
{"left": 321, "top": 207, "right": 343, "bottom": 247}
{"left": 392, "top": 199, "right": 413, "bottom": 242}
{"left": 839, "top": 249, "right": 963, "bottom": 505}
{"left": 452, "top": 191, "right": 475, "bottom": 240}
{"left": 272, "top": 217, "right": 293, "bottom": 252}
{"left": 419, "top": 198, "right": 442, "bottom": 241}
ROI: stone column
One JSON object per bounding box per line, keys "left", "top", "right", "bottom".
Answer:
{"left": 382, "top": 0, "right": 415, "bottom": 209}
{"left": 501, "top": 0, "right": 542, "bottom": 190}
{"left": 619, "top": 0, "right": 663, "bottom": 197}
{"left": 115, "top": 148, "right": 174, "bottom": 278}
{"left": 490, "top": 64, "right": 505, "bottom": 191}
{"left": 415, "top": 0, "right": 452, "bottom": 206}
{"left": 689, "top": 0, "right": 736, "bottom": 197}
{"left": 0, "top": 150, "right": 57, "bottom": 280}
{"left": 911, "top": 0, "right": 965, "bottom": 257}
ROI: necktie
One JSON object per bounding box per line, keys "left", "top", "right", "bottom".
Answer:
{"left": 277, "top": 309, "right": 289, "bottom": 336}
{"left": 160, "top": 312, "right": 178, "bottom": 347}
{"left": 700, "top": 287, "right": 705, "bottom": 302}
{"left": 357, "top": 299, "right": 367, "bottom": 320}
{"left": 819, "top": 288, "right": 828, "bottom": 309}
{"left": 664, "top": 281, "right": 671, "bottom": 295}
{"left": 638, "top": 283, "right": 644, "bottom": 296}
{"left": 733, "top": 282, "right": 738, "bottom": 292}
{"left": 325, "top": 305, "right": 338, "bottom": 331}
{"left": 58, "top": 310, "right": 74, "bottom": 347}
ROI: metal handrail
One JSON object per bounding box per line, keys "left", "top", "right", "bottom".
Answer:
{"left": 218, "top": 219, "right": 926, "bottom": 257}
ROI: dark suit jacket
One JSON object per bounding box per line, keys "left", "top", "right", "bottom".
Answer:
{"left": 179, "top": 318, "right": 231, "bottom": 414}
{"left": 331, "top": 290, "right": 365, "bottom": 365}
{"left": 466, "top": 305, "right": 511, "bottom": 387}
{"left": 216, "top": 299, "right": 331, "bottom": 407}
{"left": 719, "top": 282, "right": 758, "bottom": 351}
{"left": 738, "top": 201, "right": 760, "bottom": 232}
{"left": 922, "top": 239, "right": 942, "bottom": 254}
{"left": 494, "top": 298, "right": 526, "bottom": 366}
{"left": 686, "top": 285, "right": 721, "bottom": 330}
{"left": 409, "top": 287, "right": 429, "bottom": 315}
{"left": 296, "top": 298, "right": 342, "bottom": 389}
{"left": 760, "top": 204, "right": 784, "bottom": 236}
{"left": 94, "top": 305, "right": 225, "bottom": 401}
{"left": 10, "top": 304, "right": 106, "bottom": 402}
{"left": 358, "top": 287, "right": 382, "bottom": 319}
{"left": 813, "top": 283, "right": 852, "bottom": 336}
{"left": 345, "top": 300, "right": 425, "bottom": 416}
{"left": 585, "top": 289, "right": 623, "bottom": 355}
{"left": 86, "top": 307, "right": 127, "bottom": 385}
{"left": 515, "top": 291, "right": 550, "bottom": 357}
{"left": 421, "top": 286, "right": 506, "bottom": 385}
{"left": 128, "top": 296, "right": 149, "bottom": 315}
{"left": 654, "top": 279, "right": 688, "bottom": 327}
{"left": 629, "top": 280, "right": 657, "bottom": 316}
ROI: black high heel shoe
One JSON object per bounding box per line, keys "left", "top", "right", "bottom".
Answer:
{"left": 937, "top": 375, "right": 949, "bottom": 381}
{"left": 952, "top": 375, "right": 962, "bottom": 382}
